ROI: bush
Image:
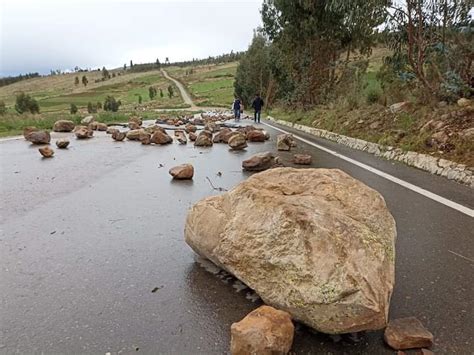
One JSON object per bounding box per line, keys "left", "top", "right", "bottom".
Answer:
{"left": 15, "top": 92, "right": 40, "bottom": 114}
{"left": 70, "top": 103, "right": 78, "bottom": 114}
{"left": 366, "top": 90, "right": 381, "bottom": 104}
{"left": 97, "top": 101, "right": 102, "bottom": 110}
{"left": 104, "top": 96, "right": 121, "bottom": 112}
{"left": 138, "top": 95, "right": 143, "bottom": 104}
{"left": 0, "top": 101, "right": 6, "bottom": 115}
{"left": 87, "top": 102, "right": 97, "bottom": 113}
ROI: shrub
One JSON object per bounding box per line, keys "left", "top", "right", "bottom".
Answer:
{"left": 366, "top": 90, "right": 381, "bottom": 104}
{"left": 87, "top": 102, "right": 97, "bottom": 113}
{"left": 138, "top": 95, "right": 143, "bottom": 104}
{"left": 15, "top": 92, "right": 40, "bottom": 114}
{"left": 167, "top": 85, "right": 174, "bottom": 98}
{"left": 70, "top": 103, "right": 78, "bottom": 114}
{"left": 103, "top": 96, "right": 121, "bottom": 112}
{"left": 97, "top": 101, "right": 102, "bottom": 110}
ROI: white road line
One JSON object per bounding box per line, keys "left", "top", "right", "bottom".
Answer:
{"left": 0, "top": 135, "right": 22, "bottom": 142}
{"left": 448, "top": 250, "right": 474, "bottom": 263}
{"left": 263, "top": 122, "right": 474, "bottom": 218}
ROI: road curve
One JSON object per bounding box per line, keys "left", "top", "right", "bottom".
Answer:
{"left": 161, "top": 69, "right": 198, "bottom": 110}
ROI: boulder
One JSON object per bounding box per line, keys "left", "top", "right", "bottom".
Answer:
{"left": 175, "top": 130, "right": 188, "bottom": 145}
{"left": 26, "top": 130, "right": 51, "bottom": 144}
{"left": 145, "top": 125, "right": 165, "bottom": 135}
{"left": 457, "top": 98, "right": 471, "bottom": 107}
{"left": 151, "top": 131, "right": 173, "bottom": 144}
{"left": 277, "top": 134, "right": 294, "bottom": 151}
{"left": 293, "top": 154, "right": 312, "bottom": 165}
{"left": 96, "top": 123, "right": 108, "bottom": 131}
{"left": 127, "top": 129, "right": 145, "bottom": 141}
{"left": 189, "top": 132, "right": 197, "bottom": 142}
{"left": 246, "top": 130, "right": 266, "bottom": 142}
{"left": 185, "top": 168, "right": 396, "bottom": 334}
{"left": 384, "top": 317, "right": 434, "bottom": 350}
{"left": 128, "top": 121, "right": 141, "bottom": 130}
{"left": 107, "top": 127, "right": 119, "bottom": 135}
{"left": 231, "top": 306, "right": 294, "bottom": 355}
{"left": 81, "top": 115, "right": 94, "bottom": 125}
{"left": 129, "top": 116, "right": 143, "bottom": 126}
{"left": 38, "top": 146, "right": 54, "bottom": 158}
{"left": 169, "top": 164, "right": 194, "bottom": 180}
{"left": 262, "top": 130, "right": 270, "bottom": 140}
{"left": 185, "top": 124, "right": 197, "bottom": 133}
{"left": 23, "top": 126, "right": 38, "bottom": 140}
{"left": 140, "top": 132, "right": 151, "bottom": 145}
{"left": 213, "top": 128, "right": 232, "bottom": 143}
{"left": 194, "top": 132, "right": 213, "bottom": 147}
{"left": 242, "top": 152, "right": 279, "bottom": 172}
{"left": 224, "top": 131, "right": 241, "bottom": 144}
{"left": 53, "top": 120, "right": 75, "bottom": 132}
{"left": 112, "top": 131, "right": 126, "bottom": 141}
{"left": 431, "top": 131, "right": 449, "bottom": 144}
{"left": 390, "top": 101, "right": 412, "bottom": 113}
{"left": 55, "top": 138, "right": 70, "bottom": 149}
{"left": 205, "top": 122, "right": 219, "bottom": 133}
{"left": 89, "top": 122, "right": 98, "bottom": 130}
{"left": 75, "top": 126, "right": 93, "bottom": 139}
{"left": 228, "top": 133, "right": 247, "bottom": 150}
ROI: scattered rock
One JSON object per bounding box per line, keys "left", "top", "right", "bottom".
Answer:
{"left": 81, "top": 115, "right": 94, "bottom": 125}
{"left": 247, "top": 130, "right": 266, "bottom": 142}
{"left": 139, "top": 132, "right": 151, "bottom": 145}
{"left": 185, "top": 124, "right": 197, "bottom": 133}
{"left": 128, "top": 121, "right": 141, "bottom": 130}
{"left": 242, "top": 152, "right": 279, "bottom": 171}
{"left": 224, "top": 131, "right": 241, "bottom": 144}
{"left": 151, "top": 131, "right": 173, "bottom": 144}
{"left": 75, "top": 126, "right": 93, "bottom": 139}
{"left": 89, "top": 122, "right": 98, "bottom": 130}
{"left": 276, "top": 134, "right": 294, "bottom": 151}
{"left": 204, "top": 122, "right": 219, "bottom": 133}
{"left": 230, "top": 305, "right": 294, "bottom": 355}
{"left": 189, "top": 132, "right": 197, "bottom": 142}
{"left": 145, "top": 125, "right": 165, "bottom": 135}
{"left": 228, "top": 133, "right": 247, "bottom": 150}
{"left": 175, "top": 130, "right": 188, "bottom": 145}
{"left": 55, "top": 138, "right": 70, "bottom": 149}
{"left": 112, "top": 131, "right": 126, "bottom": 141}
{"left": 262, "top": 130, "right": 271, "bottom": 140}
{"left": 293, "top": 154, "right": 312, "bottom": 165}
{"left": 129, "top": 116, "right": 143, "bottom": 126}
{"left": 185, "top": 168, "right": 396, "bottom": 334}
{"left": 26, "top": 130, "right": 51, "bottom": 144}
{"left": 169, "top": 164, "right": 194, "bottom": 180}
{"left": 457, "top": 98, "right": 471, "bottom": 107}
{"left": 38, "top": 146, "right": 54, "bottom": 158}
{"left": 390, "top": 101, "right": 412, "bottom": 113}
{"left": 53, "top": 120, "right": 75, "bottom": 132}
{"left": 384, "top": 317, "right": 434, "bottom": 350}
{"left": 23, "top": 126, "right": 38, "bottom": 140}
{"left": 195, "top": 132, "right": 213, "bottom": 147}
{"left": 107, "top": 127, "right": 119, "bottom": 135}
{"left": 213, "top": 128, "right": 232, "bottom": 143}
{"left": 127, "top": 129, "right": 146, "bottom": 141}
{"left": 96, "top": 123, "right": 108, "bottom": 131}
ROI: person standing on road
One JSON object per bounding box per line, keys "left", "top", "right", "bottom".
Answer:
{"left": 252, "top": 93, "right": 264, "bottom": 123}
{"left": 233, "top": 97, "right": 241, "bottom": 121}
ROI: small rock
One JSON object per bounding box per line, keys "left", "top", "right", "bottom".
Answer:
{"left": 39, "top": 146, "right": 54, "bottom": 158}
{"left": 189, "top": 132, "right": 197, "bottom": 142}
{"left": 185, "top": 124, "right": 197, "bottom": 133}
{"left": 129, "top": 121, "right": 141, "bottom": 130}
{"left": 112, "top": 131, "right": 126, "bottom": 141}
{"left": 96, "top": 123, "right": 108, "bottom": 131}
{"left": 276, "top": 134, "right": 294, "bottom": 151}
{"left": 175, "top": 130, "right": 188, "bottom": 145}
{"left": 53, "top": 120, "right": 75, "bottom": 132}
{"left": 169, "top": 164, "right": 194, "bottom": 180}
{"left": 457, "top": 98, "right": 471, "bottom": 107}
{"left": 107, "top": 127, "right": 119, "bottom": 135}
{"left": 55, "top": 138, "right": 70, "bottom": 149}
{"left": 384, "top": 317, "right": 434, "bottom": 350}
{"left": 230, "top": 305, "right": 294, "bottom": 355}
{"left": 89, "top": 122, "right": 98, "bottom": 130}
{"left": 242, "top": 152, "right": 279, "bottom": 171}
{"left": 151, "top": 131, "right": 173, "bottom": 144}
{"left": 139, "top": 132, "right": 151, "bottom": 145}
{"left": 246, "top": 130, "right": 266, "bottom": 142}
{"left": 228, "top": 133, "right": 247, "bottom": 150}
{"left": 81, "top": 115, "right": 94, "bottom": 125}
{"left": 26, "top": 130, "right": 51, "bottom": 144}
{"left": 74, "top": 126, "right": 93, "bottom": 139}
{"left": 129, "top": 116, "right": 143, "bottom": 126}
{"left": 293, "top": 154, "right": 312, "bottom": 165}
{"left": 417, "top": 349, "right": 434, "bottom": 355}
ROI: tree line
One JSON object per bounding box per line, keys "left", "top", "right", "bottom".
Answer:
{"left": 0, "top": 73, "right": 40, "bottom": 88}
{"left": 234, "top": 0, "right": 473, "bottom": 108}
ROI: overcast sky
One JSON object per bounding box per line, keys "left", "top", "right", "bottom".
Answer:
{"left": 0, "top": 0, "right": 263, "bottom": 77}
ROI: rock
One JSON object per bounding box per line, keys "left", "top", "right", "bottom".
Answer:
{"left": 384, "top": 317, "right": 434, "bottom": 350}
{"left": 128, "top": 121, "right": 141, "bottom": 130}
{"left": 38, "top": 146, "right": 54, "bottom": 158}
{"left": 247, "top": 130, "right": 266, "bottom": 142}
{"left": 75, "top": 126, "right": 93, "bottom": 139}
{"left": 81, "top": 115, "right": 94, "bottom": 125}
{"left": 96, "top": 123, "right": 108, "bottom": 131}
{"left": 185, "top": 124, "right": 197, "bottom": 133}
{"left": 262, "top": 130, "right": 270, "bottom": 140}
{"left": 459, "top": 127, "right": 474, "bottom": 140}
{"left": 230, "top": 305, "right": 294, "bottom": 355}
{"left": 213, "top": 128, "right": 232, "bottom": 143}
{"left": 139, "top": 132, "right": 151, "bottom": 145}
{"left": 431, "top": 131, "right": 449, "bottom": 144}
{"left": 189, "top": 132, "right": 197, "bottom": 142}
{"left": 151, "top": 131, "right": 173, "bottom": 144}
{"left": 185, "top": 168, "right": 396, "bottom": 334}
{"left": 242, "top": 152, "right": 279, "bottom": 172}
{"left": 293, "top": 154, "right": 312, "bottom": 165}
{"left": 55, "top": 138, "right": 70, "bottom": 149}
{"left": 129, "top": 116, "right": 143, "bottom": 126}
{"left": 169, "top": 164, "right": 194, "bottom": 180}
{"left": 26, "top": 130, "right": 51, "bottom": 144}
{"left": 127, "top": 129, "right": 145, "bottom": 141}
{"left": 53, "top": 120, "right": 75, "bottom": 132}
{"left": 194, "top": 132, "right": 213, "bottom": 147}
{"left": 228, "top": 133, "right": 247, "bottom": 150}
{"left": 417, "top": 349, "right": 434, "bottom": 355}
{"left": 107, "top": 127, "right": 119, "bottom": 135}
{"left": 204, "top": 122, "right": 219, "bottom": 133}
{"left": 175, "top": 130, "right": 188, "bottom": 145}
{"left": 390, "top": 101, "right": 412, "bottom": 113}
{"left": 457, "top": 98, "right": 471, "bottom": 107}
{"left": 112, "top": 131, "right": 126, "bottom": 141}
{"left": 23, "top": 126, "right": 38, "bottom": 139}
{"left": 145, "top": 125, "right": 165, "bottom": 135}
{"left": 277, "top": 134, "right": 294, "bottom": 151}
{"left": 89, "top": 122, "right": 98, "bottom": 130}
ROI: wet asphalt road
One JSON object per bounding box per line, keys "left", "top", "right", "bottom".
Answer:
{"left": 0, "top": 121, "right": 473, "bottom": 354}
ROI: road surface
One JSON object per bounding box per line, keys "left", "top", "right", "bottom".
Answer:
{"left": 0, "top": 120, "right": 473, "bottom": 354}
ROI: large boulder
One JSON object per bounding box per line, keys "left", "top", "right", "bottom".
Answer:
{"left": 112, "top": 131, "right": 126, "bottom": 141}
{"left": 246, "top": 130, "right": 266, "bottom": 142}
{"left": 23, "top": 126, "right": 38, "bottom": 140}
{"left": 38, "top": 146, "right": 54, "bottom": 158}
{"left": 277, "top": 134, "right": 294, "bottom": 151}
{"left": 53, "top": 120, "right": 75, "bottom": 132}
{"left": 169, "top": 164, "right": 194, "bottom": 180}
{"left": 231, "top": 306, "right": 294, "bottom": 355}
{"left": 213, "top": 128, "right": 232, "bottom": 143}
{"left": 185, "top": 168, "right": 396, "bottom": 334}
{"left": 242, "top": 152, "right": 279, "bottom": 172}
{"left": 96, "top": 122, "right": 108, "bottom": 131}
{"left": 75, "top": 126, "right": 93, "bottom": 139}
{"left": 26, "top": 130, "right": 51, "bottom": 144}
{"left": 81, "top": 115, "right": 94, "bottom": 125}
{"left": 194, "top": 132, "right": 213, "bottom": 147}
{"left": 127, "top": 129, "right": 145, "bottom": 141}
{"left": 151, "top": 131, "right": 172, "bottom": 145}
{"left": 228, "top": 133, "right": 247, "bottom": 150}
{"left": 139, "top": 132, "right": 151, "bottom": 145}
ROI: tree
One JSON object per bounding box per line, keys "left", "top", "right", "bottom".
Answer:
{"left": 82, "top": 75, "right": 88, "bottom": 86}
{"left": 15, "top": 92, "right": 40, "bottom": 114}
{"left": 104, "top": 95, "right": 121, "bottom": 112}
{"left": 138, "top": 95, "right": 143, "bottom": 104}
{"left": 167, "top": 85, "right": 174, "bottom": 98}
{"left": 160, "top": 88, "right": 164, "bottom": 98}
{"left": 123, "top": 63, "right": 127, "bottom": 70}
{"left": 165, "top": 57, "right": 170, "bottom": 65}
{"left": 102, "top": 67, "right": 110, "bottom": 79}
{"left": 0, "top": 100, "right": 6, "bottom": 115}
{"left": 130, "top": 60, "right": 133, "bottom": 68}
{"left": 156, "top": 58, "right": 161, "bottom": 68}
{"left": 97, "top": 101, "right": 102, "bottom": 110}
{"left": 149, "top": 86, "right": 157, "bottom": 99}
{"left": 74, "top": 76, "right": 80, "bottom": 86}
{"left": 70, "top": 103, "right": 78, "bottom": 114}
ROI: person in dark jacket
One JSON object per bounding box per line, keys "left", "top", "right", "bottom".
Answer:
{"left": 233, "top": 98, "right": 241, "bottom": 121}
{"left": 251, "top": 94, "right": 264, "bottom": 123}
